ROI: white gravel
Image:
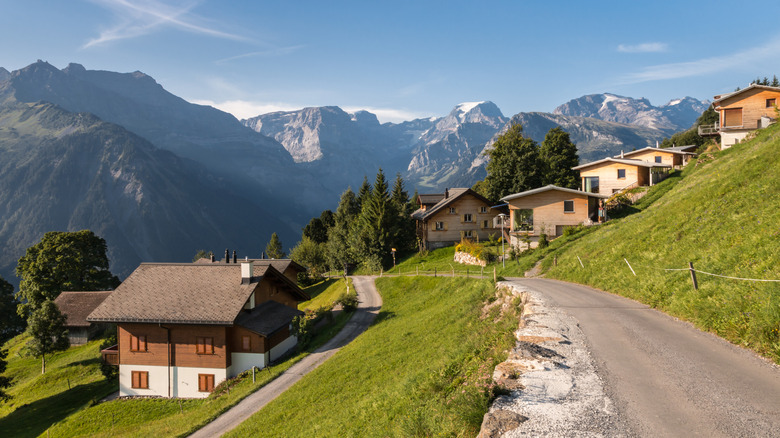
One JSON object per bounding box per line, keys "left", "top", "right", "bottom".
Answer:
{"left": 489, "top": 282, "right": 632, "bottom": 437}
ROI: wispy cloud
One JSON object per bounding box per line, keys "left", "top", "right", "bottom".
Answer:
{"left": 215, "top": 45, "right": 305, "bottom": 64}
{"left": 84, "top": 0, "right": 248, "bottom": 48}
{"left": 621, "top": 37, "right": 780, "bottom": 84}
{"left": 190, "top": 99, "right": 301, "bottom": 120}
{"left": 617, "top": 42, "right": 668, "bottom": 53}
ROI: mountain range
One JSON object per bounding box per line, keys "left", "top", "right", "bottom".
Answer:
{"left": 0, "top": 60, "right": 709, "bottom": 283}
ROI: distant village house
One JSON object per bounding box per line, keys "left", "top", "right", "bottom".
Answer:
{"left": 700, "top": 84, "right": 780, "bottom": 149}
{"left": 54, "top": 291, "right": 112, "bottom": 345}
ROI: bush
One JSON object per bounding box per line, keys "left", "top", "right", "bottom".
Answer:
{"left": 297, "top": 272, "right": 318, "bottom": 287}
{"left": 336, "top": 291, "right": 359, "bottom": 312}
{"left": 538, "top": 233, "right": 549, "bottom": 249}
{"left": 291, "top": 313, "right": 315, "bottom": 347}
{"left": 455, "top": 238, "right": 483, "bottom": 259}
{"left": 99, "top": 331, "right": 118, "bottom": 381}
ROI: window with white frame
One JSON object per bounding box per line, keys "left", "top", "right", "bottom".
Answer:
{"left": 449, "top": 207, "right": 456, "bottom": 214}
{"left": 435, "top": 221, "right": 445, "bottom": 230}
{"left": 563, "top": 200, "right": 575, "bottom": 213}
{"left": 463, "top": 213, "right": 473, "bottom": 222}
{"left": 480, "top": 206, "right": 488, "bottom": 213}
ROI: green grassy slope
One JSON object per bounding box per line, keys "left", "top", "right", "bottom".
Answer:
{"left": 545, "top": 125, "right": 780, "bottom": 362}
{"left": 0, "top": 335, "right": 115, "bottom": 438}
{"left": 226, "top": 277, "right": 519, "bottom": 437}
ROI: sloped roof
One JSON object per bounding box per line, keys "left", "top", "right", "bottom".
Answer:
{"left": 713, "top": 84, "right": 780, "bottom": 105}
{"left": 54, "top": 291, "right": 112, "bottom": 327}
{"left": 572, "top": 157, "right": 672, "bottom": 171}
{"left": 87, "top": 263, "right": 307, "bottom": 325}
{"left": 500, "top": 185, "right": 608, "bottom": 202}
{"left": 418, "top": 194, "right": 445, "bottom": 205}
{"left": 235, "top": 300, "right": 303, "bottom": 336}
{"left": 665, "top": 144, "right": 699, "bottom": 153}
{"left": 412, "top": 188, "right": 498, "bottom": 221}
{"left": 196, "top": 257, "right": 306, "bottom": 275}
{"left": 618, "top": 147, "right": 696, "bottom": 158}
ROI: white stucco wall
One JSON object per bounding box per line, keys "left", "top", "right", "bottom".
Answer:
{"left": 119, "top": 364, "right": 227, "bottom": 398}
{"left": 270, "top": 335, "right": 297, "bottom": 362}
{"left": 228, "top": 352, "right": 267, "bottom": 378}
{"left": 721, "top": 131, "right": 750, "bottom": 149}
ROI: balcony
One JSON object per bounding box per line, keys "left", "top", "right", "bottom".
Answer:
{"left": 101, "top": 344, "right": 119, "bottom": 366}
{"left": 698, "top": 123, "right": 720, "bottom": 136}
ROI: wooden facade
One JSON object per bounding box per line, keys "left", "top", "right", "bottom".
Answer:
{"left": 621, "top": 149, "right": 689, "bottom": 167}
{"left": 413, "top": 188, "right": 505, "bottom": 249}
{"left": 711, "top": 85, "right": 780, "bottom": 149}
{"left": 501, "top": 186, "right": 605, "bottom": 245}
{"left": 578, "top": 161, "right": 649, "bottom": 195}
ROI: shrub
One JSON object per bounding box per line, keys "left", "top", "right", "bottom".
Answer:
{"left": 336, "top": 291, "right": 359, "bottom": 312}
{"left": 538, "top": 233, "right": 549, "bottom": 249}
{"left": 291, "top": 313, "right": 315, "bottom": 347}
{"left": 456, "top": 238, "right": 483, "bottom": 260}
{"left": 296, "top": 272, "right": 318, "bottom": 287}
{"left": 99, "top": 332, "right": 118, "bottom": 381}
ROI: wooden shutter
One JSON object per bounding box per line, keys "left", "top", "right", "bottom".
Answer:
{"left": 130, "top": 335, "right": 138, "bottom": 351}
{"left": 140, "top": 372, "right": 148, "bottom": 389}
{"left": 199, "top": 374, "right": 215, "bottom": 392}
{"left": 242, "top": 335, "right": 251, "bottom": 351}
{"left": 723, "top": 108, "right": 742, "bottom": 127}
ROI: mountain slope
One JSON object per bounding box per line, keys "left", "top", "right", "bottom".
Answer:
{"left": 554, "top": 93, "right": 708, "bottom": 133}
{"left": 0, "top": 100, "right": 294, "bottom": 282}
{"left": 545, "top": 124, "right": 780, "bottom": 363}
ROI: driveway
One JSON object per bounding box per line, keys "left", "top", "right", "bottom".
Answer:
{"left": 189, "top": 276, "right": 381, "bottom": 438}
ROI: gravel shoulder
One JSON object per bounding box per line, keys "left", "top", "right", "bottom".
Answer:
{"left": 485, "top": 278, "right": 780, "bottom": 437}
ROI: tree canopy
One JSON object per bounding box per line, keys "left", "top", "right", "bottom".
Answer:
{"left": 15, "top": 230, "right": 120, "bottom": 318}
{"left": 0, "top": 276, "right": 25, "bottom": 344}
{"left": 482, "top": 123, "right": 544, "bottom": 200}
{"left": 539, "top": 127, "right": 580, "bottom": 189}
{"left": 25, "top": 299, "right": 69, "bottom": 374}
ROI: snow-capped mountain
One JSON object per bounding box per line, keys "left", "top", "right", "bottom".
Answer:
{"left": 553, "top": 93, "right": 709, "bottom": 133}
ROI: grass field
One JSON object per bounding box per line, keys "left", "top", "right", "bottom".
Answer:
{"left": 225, "top": 276, "right": 519, "bottom": 437}
{"left": 544, "top": 126, "right": 780, "bottom": 363}
{"left": 298, "top": 277, "right": 353, "bottom": 311}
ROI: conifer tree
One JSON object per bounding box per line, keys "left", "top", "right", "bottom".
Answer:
{"left": 389, "top": 173, "right": 416, "bottom": 252}
{"left": 356, "top": 176, "right": 372, "bottom": 209}
{"left": 265, "top": 232, "right": 285, "bottom": 259}
{"left": 539, "top": 127, "right": 580, "bottom": 189}
{"left": 351, "top": 169, "right": 396, "bottom": 270}
{"left": 327, "top": 188, "right": 359, "bottom": 275}
{"left": 772, "top": 75, "right": 779, "bottom": 87}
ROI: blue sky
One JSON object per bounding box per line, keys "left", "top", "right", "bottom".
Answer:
{"left": 2, "top": 0, "right": 779, "bottom": 122}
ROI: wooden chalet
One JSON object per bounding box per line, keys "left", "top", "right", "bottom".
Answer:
{"left": 411, "top": 188, "right": 506, "bottom": 249}
{"left": 54, "top": 291, "right": 112, "bottom": 345}
{"left": 196, "top": 251, "right": 306, "bottom": 283}
{"left": 618, "top": 146, "right": 697, "bottom": 168}
{"left": 699, "top": 84, "right": 780, "bottom": 149}
{"left": 573, "top": 157, "right": 672, "bottom": 196}
{"left": 87, "top": 260, "right": 309, "bottom": 398}
{"left": 500, "top": 185, "right": 607, "bottom": 245}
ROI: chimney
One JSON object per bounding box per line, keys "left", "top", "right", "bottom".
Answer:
{"left": 444, "top": 188, "right": 449, "bottom": 199}
{"left": 232, "top": 250, "right": 237, "bottom": 264}
{"left": 241, "top": 260, "right": 254, "bottom": 284}
{"left": 620, "top": 150, "right": 624, "bottom": 159}
{"left": 210, "top": 253, "right": 215, "bottom": 263}
{"left": 224, "top": 248, "right": 229, "bottom": 263}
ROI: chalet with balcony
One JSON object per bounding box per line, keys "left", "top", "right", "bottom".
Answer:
{"left": 573, "top": 157, "right": 672, "bottom": 196}
{"left": 699, "top": 84, "right": 780, "bottom": 149}
{"left": 54, "top": 291, "right": 112, "bottom": 345}
{"left": 500, "top": 185, "right": 607, "bottom": 246}
{"left": 412, "top": 188, "right": 506, "bottom": 249}
{"left": 88, "top": 259, "right": 309, "bottom": 398}
{"left": 618, "top": 146, "right": 697, "bottom": 168}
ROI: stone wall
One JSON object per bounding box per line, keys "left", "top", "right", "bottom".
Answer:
{"left": 454, "top": 250, "right": 486, "bottom": 267}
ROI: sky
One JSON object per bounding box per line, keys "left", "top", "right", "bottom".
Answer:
{"left": 1, "top": 0, "right": 779, "bottom": 123}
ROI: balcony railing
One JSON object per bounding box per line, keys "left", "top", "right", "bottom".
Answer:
{"left": 698, "top": 123, "right": 720, "bottom": 136}
{"left": 101, "top": 344, "right": 119, "bottom": 366}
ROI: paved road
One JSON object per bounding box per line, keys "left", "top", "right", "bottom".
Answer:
{"left": 508, "top": 278, "right": 780, "bottom": 437}
{"left": 189, "top": 276, "right": 382, "bottom": 438}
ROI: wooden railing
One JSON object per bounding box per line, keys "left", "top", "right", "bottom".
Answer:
{"left": 698, "top": 123, "right": 720, "bottom": 136}
{"left": 101, "top": 344, "right": 119, "bottom": 366}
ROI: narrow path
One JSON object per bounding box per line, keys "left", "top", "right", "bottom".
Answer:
{"left": 501, "top": 278, "right": 780, "bottom": 437}
{"left": 189, "top": 276, "right": 381, "bottom": 438}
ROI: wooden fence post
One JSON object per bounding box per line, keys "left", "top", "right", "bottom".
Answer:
{"left": 466, "top": 268, "right": 469, "bottom": 278}
{"left": 416, "top": 266, "right": 419, "bottom": 276}
{"left": 434, "top": 267, "right": 437, "bottom": 277}
{"left": 493, "top": 266, "right": 497, "bottom": 283}
{"left": 689, "top": 262, "right": 698, "bottom": 290}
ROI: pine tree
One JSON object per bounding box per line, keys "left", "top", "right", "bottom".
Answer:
{"left": 265, "top": 232, "right": 285, "bottom": 259}
{"left": 327, "top": 188, "right": 359, "bottom": 275}
{"left": 483, "top": 123, "right": 544, "bottom": 200}
{"left": 389, "top": 173, "right": 416, "bottom": 252}
{"left": 356, "top": 176, "right": 372, "bottom": 209}
{"left": 539, "top": 127, "right": 580, "bottom": 189}
{"left": 772, "top": 75, "right": 780, "bottom": 87}
{"left": 351, "top": 169, "right": 396, "bottom": 270}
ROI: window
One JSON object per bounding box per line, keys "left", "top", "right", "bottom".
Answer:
{"left": 462, "top": 230, "right": 474, "bottom": 238}
{"left": 242, "top": 335, "right": 251, "bottom": 351}
{"left": 482, "top": 220, "right": 489, "bottom": 228}
{"left": 435, "top": 221, "right": 445, "bottom": 231}
{"left": 196, "top": 337, "right": 214, "bottom": 355}
{"left": 131, "top": 371, "right": 148, "bottom": 389}
{"left": 130, "top": 334, "right": 147, "bottom": 352}
{"left": 480, "top": 206, "right": 488, "bottom": 214}
{"left": 463, "top": 213, "right": 473, "bottom": 222}
{"left": 617, "top": 169, "right": 626, "bottom": 179}
{"left": 198, "top": 374, "right": 215, "bottom": 392}
{"left": 723, "top": 108, "right": 742, "bottom": 127}
{"left": 654, "top": 156, "right": 662, "bottom": 164}
{"left": 514, "top": 209, "right": 533, "bottom": 231}
{"left": 767, "top": 98, "right": 776, "bottom": 108}
{"left": 583, "top": 176, "right": 599, "bottom": 194}
{"left": 563, "top": 200, "right": 575, "bottom": 213}
{"left": 449, "top": 207, "right": 456, "bottom": 214}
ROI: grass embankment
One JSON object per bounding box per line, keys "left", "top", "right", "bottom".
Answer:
{"left": 298, "top": 277, "right": 353, "bottom": 311}
{"left": 6, "top": 280, "right": 354, "bottom": 438}
{"left": 0, "top": 336, "right": 115, "bottom": 438}
{"left": 544, "top": 126, "right": 780, "bottom": 363}
{"left": 226, "top": 277, "right": 520, "bottom": 437}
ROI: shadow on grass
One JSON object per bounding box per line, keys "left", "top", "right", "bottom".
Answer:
{"left": 0, "top": 379, "right": 115, "bottom": 438}
{"left": 67, "top": 357, "right": 102, "bottom": 368}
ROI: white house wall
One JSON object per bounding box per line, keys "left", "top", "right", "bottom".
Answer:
{"left": 270, "top": 335, "right": 297, "bottom": 362}
{"left": 173, "top": 366, "right": 227, "bottom": 398}
{"left": 119, "top": 364, "right": 227, "bottom": 398}
{"left": 229, "top": 352, "right": 268, "bottom": 378}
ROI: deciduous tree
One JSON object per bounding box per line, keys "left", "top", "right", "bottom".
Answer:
{"left": 15, "top": 230, "right": 119, "bottom": 318}
{"left": 483, "top": 124, "right": 543, "bottom": 200}
{"left": 290, "top": 236, "right": 327, "bottom": 277}
{"left": 540, "top": 127, "right": 580, "bottom": 189}
{"left": 25, "top": 300, "right": 69, "bottom": 374}
{"left": 0, "top": 276, "right": 24, "bottom": 344}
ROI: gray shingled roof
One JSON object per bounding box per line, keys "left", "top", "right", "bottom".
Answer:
{"left": 54, "top": 291, "right": 112, "bottom": 327}
{"left": 418, "top": 193, "right": 445, "bottom": 205}
{"left": 572, "top": 157, "right": 672, "bottom": 170}
{"left": 234, "top": 300, "right": 303, "bottom": 336}
{"left": 87, "top": 263, "right": 301, "bottom": 325}
{"left": 412, "top": 188, "right": 498, "bottom": 221}
{"left": 500, "top": 185, "right": 608, "bottom": 202}
{"left": 619, "top": 147, "right": 697, "bottom": 158}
